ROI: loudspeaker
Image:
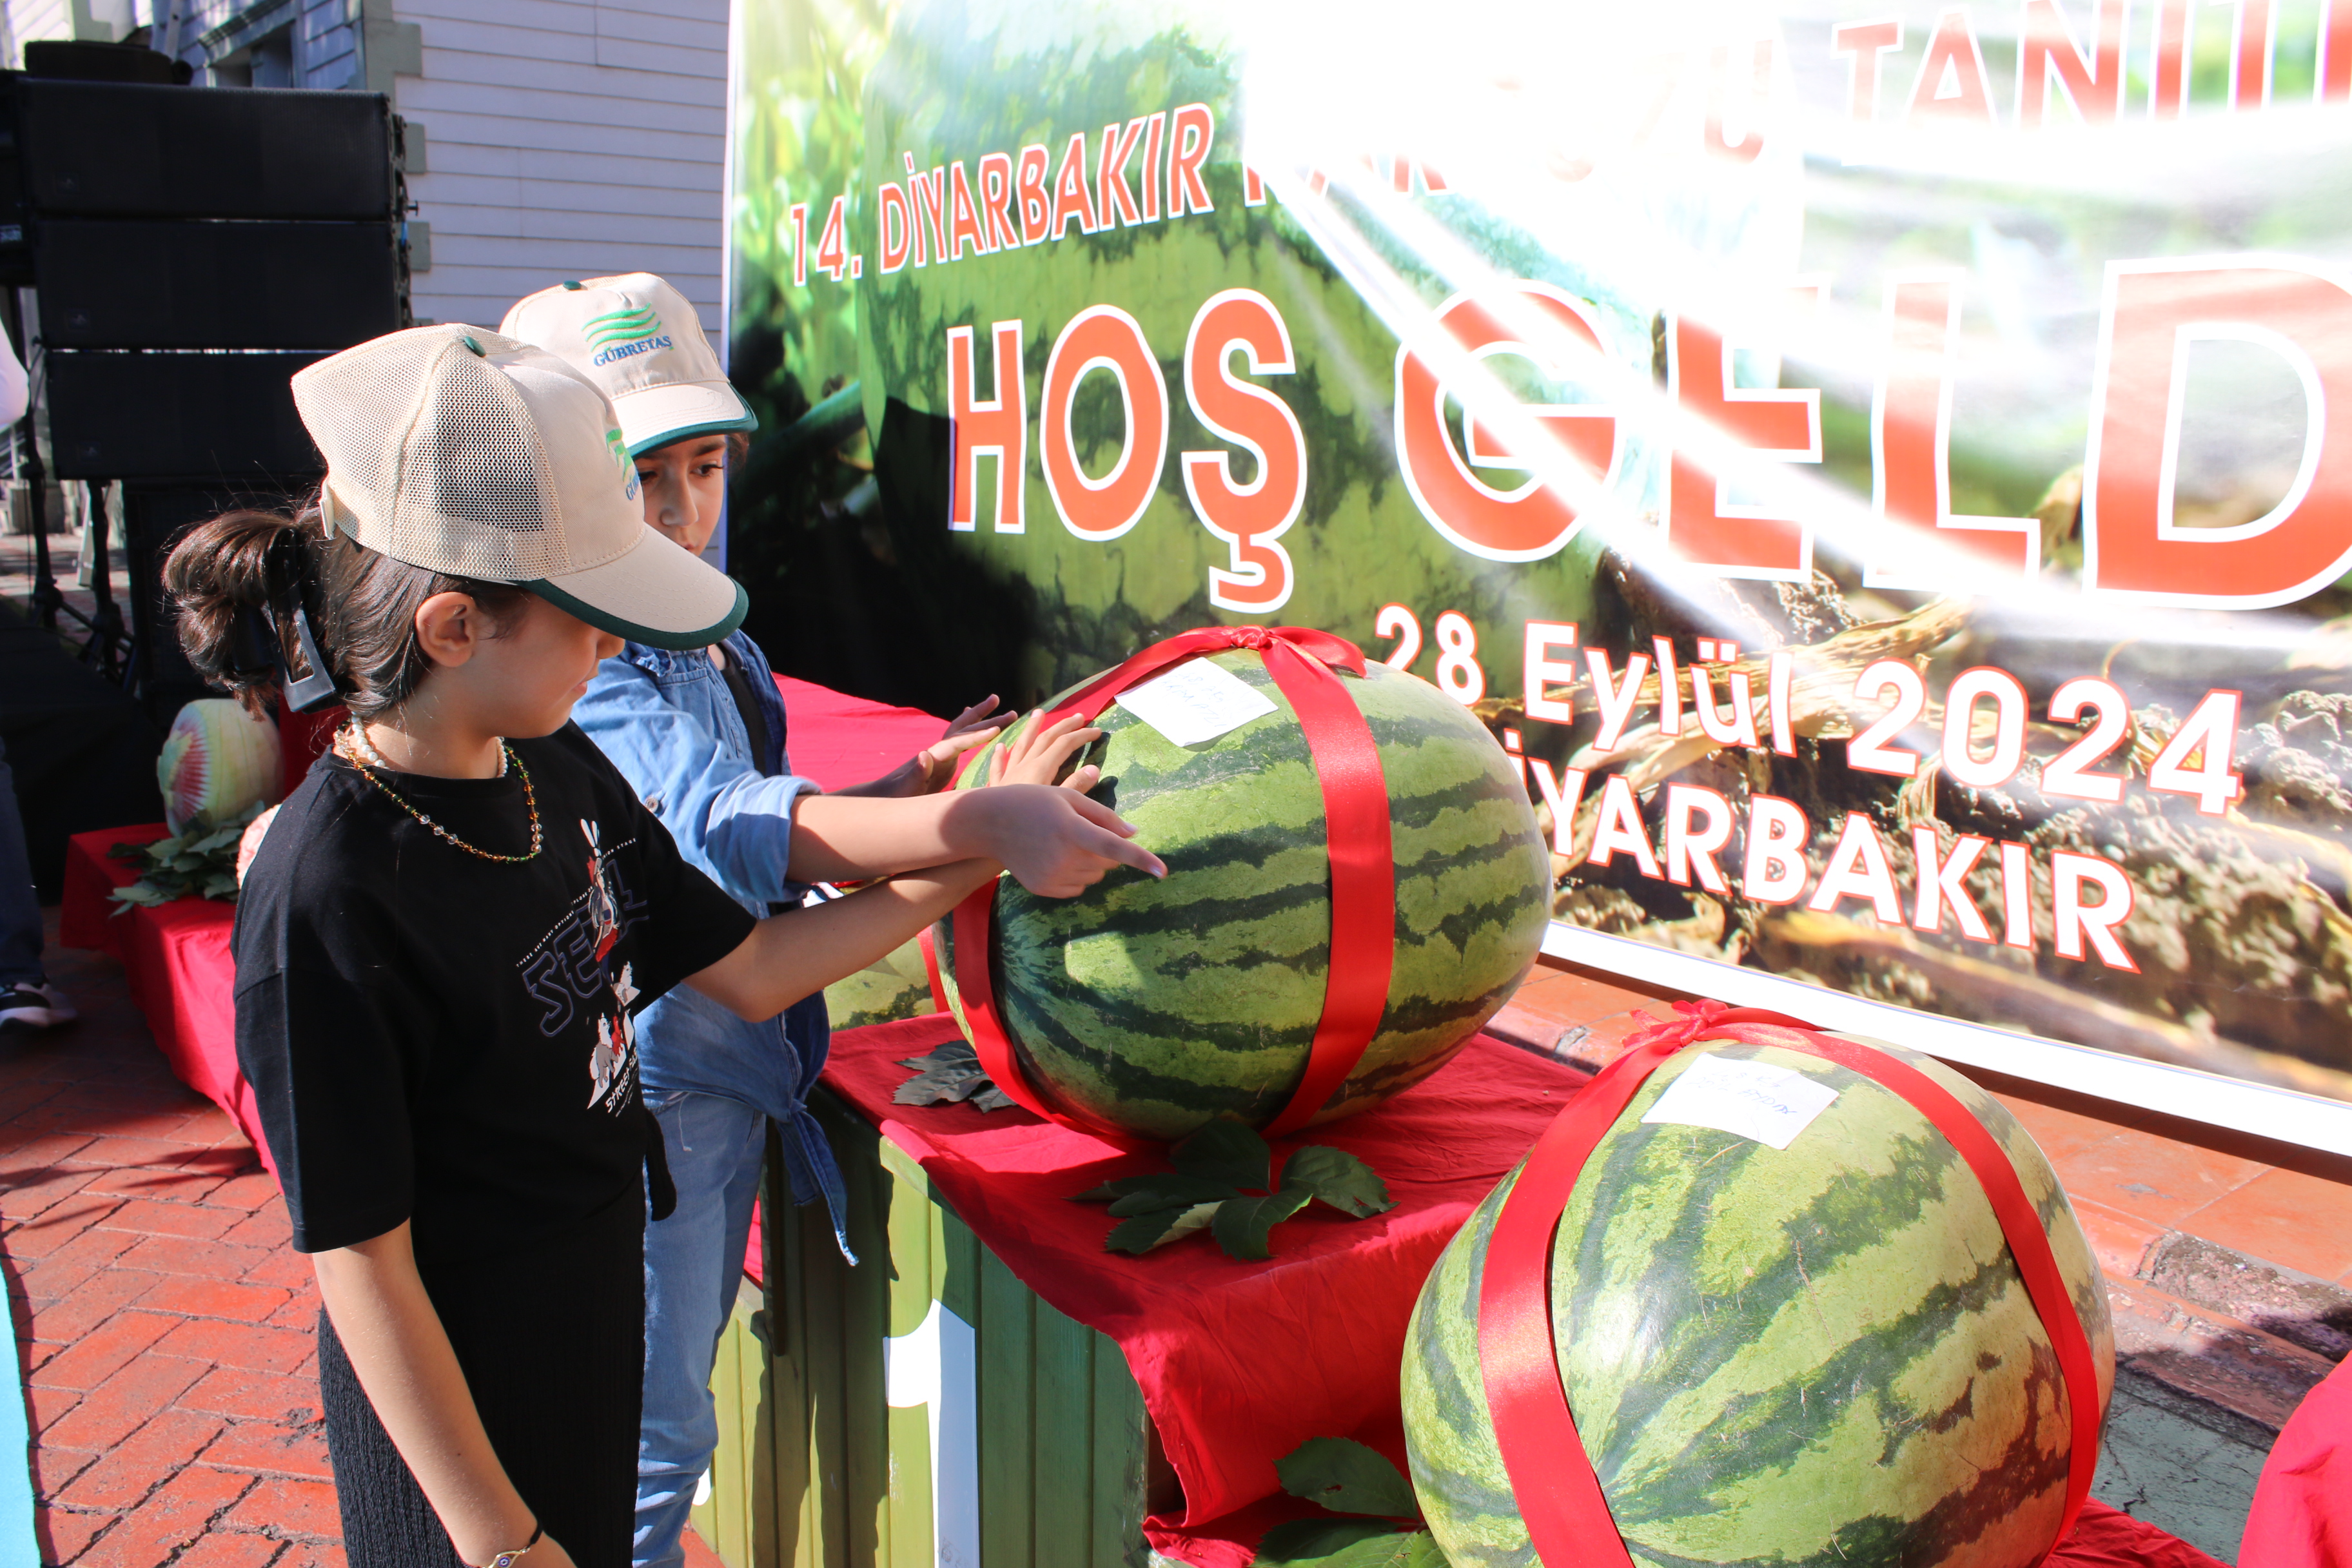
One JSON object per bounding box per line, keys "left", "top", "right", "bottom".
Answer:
{"left": 35, "top": 219, "right": 402, "bottom": 348}
{"left": 45, "top": 352, "right": 326, "bottom": 480}
{"left": 14, "top": 78, "right": 393, "bottom": 219}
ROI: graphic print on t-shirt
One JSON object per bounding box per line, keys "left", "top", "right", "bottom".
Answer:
{"left": 587, "top": 963, "right": 639, "bottom": 1108}
{"left": 514, "top": 818, "right": 651, "bottom": 1119}
{"left": 583, "top": 818, "right": 621, "bottom": 963}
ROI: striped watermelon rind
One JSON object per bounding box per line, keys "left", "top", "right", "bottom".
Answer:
{"left": 933, "top": 650, "right": 1551, "bottom": 1141}
{"left": 1401, "top": 1036, "right": 2116, "bottom": 1568}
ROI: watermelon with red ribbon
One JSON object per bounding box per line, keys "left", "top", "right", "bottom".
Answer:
{"left": 1402, "top": 1004, "right": 2115, "bottom": 1568}
{"left": 932, "top": 626, "right": 1551, "bottom": 1142}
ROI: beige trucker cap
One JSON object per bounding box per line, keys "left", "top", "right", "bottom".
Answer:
{"left": 289, "top": 324, "right": 749, "bottom": 650}
{"left": 499, "top": 273, "right": 756, "bottom": 457}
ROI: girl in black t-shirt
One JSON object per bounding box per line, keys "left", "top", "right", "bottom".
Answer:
{"left": 166, "top": 326, "right": 1164, "bottom": 1568}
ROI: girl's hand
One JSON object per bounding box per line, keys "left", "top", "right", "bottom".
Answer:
{"left": 988, "top": 710, "right": 1106, "bottom": 794}
{"left": 912, "top": 696, "right": 1015, "bottom": 792}
{"left": 972, "top": 783, "right": 1164, "bottom": 897}
{"left": 526, "top": 1536, "right": 578, "bottom": 1568}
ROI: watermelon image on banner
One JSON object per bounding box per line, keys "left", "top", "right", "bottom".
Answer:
{"left": 933, "top": 648, "right": 1552, "bottom": 1142}
{"left": 1402, "top": 1028, "right": 2115, "bottom": 1568}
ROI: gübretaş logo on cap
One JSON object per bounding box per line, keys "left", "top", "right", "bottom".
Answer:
{"left": 606, "top": 428, "right": 641, "bottom": 500}
{"left": 584, "top": 304, "right": 674, "bottom": 367}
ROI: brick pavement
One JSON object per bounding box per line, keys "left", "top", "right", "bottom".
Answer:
{"left": 3, "top": 919, "right": 341, "bottom": 1567}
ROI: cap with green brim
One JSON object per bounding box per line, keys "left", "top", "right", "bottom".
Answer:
{"left": 498, "top": 273, "right": 758, "bottom": 457}
{"left": 295, "top": 325, "right": 748, "bottom": 651}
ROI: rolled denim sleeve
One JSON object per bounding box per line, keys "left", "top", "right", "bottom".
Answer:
{"left": 573, "top": 660, "right": 820, "bottom": 910}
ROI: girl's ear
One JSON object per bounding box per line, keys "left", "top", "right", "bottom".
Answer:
{"left": 412, "top": 591, "right": 487, "bottom": 670}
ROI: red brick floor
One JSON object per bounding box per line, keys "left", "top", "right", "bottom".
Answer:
{"left": 3, "top": 926, "right": 340, "bottom": 1566}
{"left": 3, "top": 919, "right": 729, "bottom": 1566}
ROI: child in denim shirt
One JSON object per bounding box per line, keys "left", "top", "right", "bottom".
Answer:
{"left": 504, "top": 275, "right": 1039, "bottom": 1568}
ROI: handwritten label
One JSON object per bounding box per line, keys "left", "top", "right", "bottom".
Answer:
{"left": 1640, "top": 1052, "right": 1839, "bottom": 1151}
{"left": 1115, "top": 659, "right": 1279, "bottom": 747}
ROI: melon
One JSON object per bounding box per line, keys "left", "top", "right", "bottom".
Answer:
{"left": 1401, "top": 1032, "right": 2115, "bottom": 1568}
{"left": 932, "top": 647, "right": 1551, "bottom": 1141}
{"left": 826, "top": 935, "right": 939, "bottom": 1031}
{"left": 157, "top": 698, "right": 283, "bottom": 836}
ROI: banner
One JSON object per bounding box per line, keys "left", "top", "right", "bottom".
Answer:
{"left": 727, "top": 0, "right": 2352, "bottom": 1144}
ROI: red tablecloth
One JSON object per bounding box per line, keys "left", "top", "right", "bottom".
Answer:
{"left": 2242, "top": 1351, "right": 2352, "bottom": 1568}
{"left": 817, "top": 1014, "right": 1589, "bottom": 1533}
{"left": 774, "top": 675, "right": 949, "bottom": 788}
{"left": 59, "top": 821, "right": 270, "bottom": 1173}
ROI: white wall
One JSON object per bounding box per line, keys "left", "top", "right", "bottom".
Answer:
{"left": 391, "top": 0, "right": 729, "bottom": 341}
{"left": 3, "top": 0, "right": 119, "bottom": 63}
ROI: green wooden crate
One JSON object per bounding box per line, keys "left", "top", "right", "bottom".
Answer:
{"left": 691, "top": 1089, "right": 1171, "bottom": 1568}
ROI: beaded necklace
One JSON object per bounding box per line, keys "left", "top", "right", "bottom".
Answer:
{"left": 337, "top": 723, "right": 544, "bottom": 864}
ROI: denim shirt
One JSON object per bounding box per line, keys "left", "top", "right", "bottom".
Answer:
{"left": 572, "top": 631, "right": 853, "bottom": 1259}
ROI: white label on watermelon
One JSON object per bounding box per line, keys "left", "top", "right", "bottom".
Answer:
{"left": 1640, "top": 1053, "right": 1839, "bottom": 1150}
{"left": 1114, "top": 660, "right": 1279, "bottom": 747}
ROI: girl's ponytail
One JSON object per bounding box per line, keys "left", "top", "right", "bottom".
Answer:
{"left": 162, "top": 493, "right": 529, "bottom": 723}
{"left": 161, "top": 505, "right": 330, "bottom": 720}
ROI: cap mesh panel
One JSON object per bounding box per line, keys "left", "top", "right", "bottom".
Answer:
{"left": 290, "top": 326, "right": 565, "bottom": 583}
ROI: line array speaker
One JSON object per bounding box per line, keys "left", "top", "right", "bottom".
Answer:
{"left": 13, "top": 78, "right": 394, "bottom": 220}
{"left": 35, "top": 219, "right": 402, "bottom": 348}
{"left": 46, "top": 353, "right": 327, "bottom": 480}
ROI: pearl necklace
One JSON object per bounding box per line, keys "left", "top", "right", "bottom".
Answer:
{"left": 336, "top": 723, "right": 542, "bottom": 864}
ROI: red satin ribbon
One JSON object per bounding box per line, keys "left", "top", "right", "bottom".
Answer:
{"left": 1478, "top": 1001, "right": 2101, "bottom": 1567}
{"left": 917, "top": 924, "right": 946, "bottom": 1017}
{"left": 946, "top": 625, "right": 1395, "bottom": 1141}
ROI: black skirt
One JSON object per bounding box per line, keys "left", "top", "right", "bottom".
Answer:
{"left": 317, "top": 1190, "right": 647, "bottom": 1568}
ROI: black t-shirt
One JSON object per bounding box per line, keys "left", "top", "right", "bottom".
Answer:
{"left": 232, "top": 723, "right": 756, "bottom": 1261}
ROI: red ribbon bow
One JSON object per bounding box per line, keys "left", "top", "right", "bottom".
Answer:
{"left": 948, "top": 625, "right": 1393, "bottom": 1142}
{"left": 1476, "top": 1001, "right": 2101, "bottom": 1566}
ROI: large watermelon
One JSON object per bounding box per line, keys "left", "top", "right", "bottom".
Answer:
{"left": 932, "top": 648, "right": 1551, "bottom": 1141}
{"left": 1402, "top": 1033, "right": 2115, "bottom": 1568}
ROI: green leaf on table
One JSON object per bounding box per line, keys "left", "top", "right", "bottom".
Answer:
{"left": 1317, "top": 1530, "right": 1443, "bottom": 1568}
{"left": 1104, "top": 1201, "right": 1222, "bottom": 1254}
{"left": 1280, "top": 1147, "right": 1396, "bottom": 1219}
{"left": 1275, "top": 1438, "right": 1420, "bottom": 1518}
{"left": 894, "top": 1042, "right": 1017, "bottom": 1113}
{"left": 1211, "top": 1186, "right": 1314, "bottom": 1261}
{"left": 1104, "top": 1175, "right": 1241, "bottom": 1216}
{"left": 1255, "top": 1518, "right": 1402, "bottom": 1565}
{"left": 1173, "top": 1120, "right": 1272, "bottom": 1191}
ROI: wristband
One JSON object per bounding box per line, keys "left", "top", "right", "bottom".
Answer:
{"left": 479, "top": 1523, "right": 542, "bottom": 1568}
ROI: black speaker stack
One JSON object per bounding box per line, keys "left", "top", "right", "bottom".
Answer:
{"left": 1, "top": 62, "right": 413, "bottom": 718}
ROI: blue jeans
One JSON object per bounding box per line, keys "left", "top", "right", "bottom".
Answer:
{"left": 636, "top": 1088, "right": 767, "bottom": 1568}
{"left": 0, "top": 734, "right": 44, "bottom": 988}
